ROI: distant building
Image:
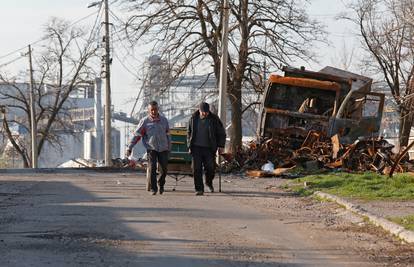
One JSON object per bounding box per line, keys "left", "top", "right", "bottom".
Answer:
{"left": 131, "top": 55, "right": 261, "bottom": 142}
{"left": 0, "top": 79, "right": 120, "bottom": 168}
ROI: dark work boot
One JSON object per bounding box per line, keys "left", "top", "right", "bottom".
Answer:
{"left": 206, "top": 183, "right": 214, "bottom": 193}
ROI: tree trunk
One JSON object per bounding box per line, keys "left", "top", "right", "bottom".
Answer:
{"left": 399, "top": 74, "right": 414, "bottom": 148}
{"left": 1, "top": 112, "right": 30, "bottom": 168}
{"left": 399, "top": 105, "right": 414, "bottom": 148}
{"left": 23, "top": 156, "right": 30, "bottom": 168}
{"left": 229, "top": 88, "right": 242, "bottom": 153}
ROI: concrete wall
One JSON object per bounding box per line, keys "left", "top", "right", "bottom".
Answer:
{"left": 38, "top": 132, "right": 84, "bottom": 168}
{"left": 36, "top": 127, "right": 120, "bottom": 168}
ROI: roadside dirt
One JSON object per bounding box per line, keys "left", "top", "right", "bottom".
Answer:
{"left": 226, "top": 174, "right": 414, "bottom": 266}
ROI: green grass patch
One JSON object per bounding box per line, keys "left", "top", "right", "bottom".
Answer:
{"left": 288, "top": 172, "right": 414, "bottom": 200}
{"left": 388, "top": 215, "right": 414, "bottom": 231}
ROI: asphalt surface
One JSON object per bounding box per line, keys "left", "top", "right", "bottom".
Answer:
{"left": 0, "top": 171, "right": 413, "bottom": 266}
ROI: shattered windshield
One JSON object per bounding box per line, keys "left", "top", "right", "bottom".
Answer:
{"left": 266, "top": 84, "right": 337, "bottom": 117}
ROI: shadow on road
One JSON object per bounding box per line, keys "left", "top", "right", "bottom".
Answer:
{"left": 0, "top": 179, "right": 305, "bottom": 266}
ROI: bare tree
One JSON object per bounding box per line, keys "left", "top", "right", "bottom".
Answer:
{"left": 346, "top": 0, "right": 414, "bottom": 147}
{"left": 0, "top": 18, "right": 97, "bottom": 167}
{"left": 330, "top": 40, "right": 356, "bottom": 71}
{"left": 121, "top": 0, "right": 325, "bottom": 152}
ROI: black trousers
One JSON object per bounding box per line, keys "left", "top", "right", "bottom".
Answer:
{"left": 191, "top": 146, "right": 215, "bottom": 192}
{"left": 147, "top": 150, "right": 169, "bottom": 192}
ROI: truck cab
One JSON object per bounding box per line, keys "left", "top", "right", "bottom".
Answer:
{"left": 257, "top": 66, "right": 384, "bottom": 145}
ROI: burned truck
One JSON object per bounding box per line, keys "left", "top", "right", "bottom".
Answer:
{"left": 257, "top": 66, "right": 385, "bottom": 145}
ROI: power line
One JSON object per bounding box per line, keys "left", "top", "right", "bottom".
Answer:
{"left": 329, "top": 32, "right": 357, "bottom": 37}
{"left": 109, "top": 18, "right": 143, "bottom": 81}
{"left": 113, "top": 51, "right": 141, "bottom": 80}
{"left": 0, "top": 55, "right": 25, "bottom": 68}
{"left": 107, "top": 9, "right": 148, "bottom": 117}
{"left": 0, "top": 9, "right": 105, "bottom": 86}
{"left": 308, "top": 12, "right": 348, "bottom": 18}
{"left": 111, "top": 31, "right": 142, "bottom": 77}
{"left": 32, "top": 9, "right": 105, "bottom": 82}
{"left": 111, "top": 30, "right": 143, "bottom": 67}
{"left": 69, "top": 10, "right": 102, "bottom": 27}
{"left": 0, "top": 46, "right": 28, "bottom": 61}
{"left": 0, "top": 10, "right": 100, "bottom": 63}
{"left": 109, "top": 9, "right": 126, "bottom": 25}
{"left": 86, "top": 5, "right": 104, "bottom": 45}
{"left": 109, "top": 12, "right": 143, "bottom": 63}
{"left": 308, "top": 2, "right": 407, "bottom": 18}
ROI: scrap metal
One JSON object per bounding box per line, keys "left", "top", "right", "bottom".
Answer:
{"left": 228, "top": 131, "right": 407, "bottom": 177}
{"left": 233, "top": 66, "right": 407, "bottom": 177}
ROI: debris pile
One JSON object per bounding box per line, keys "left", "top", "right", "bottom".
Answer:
{"left": 111, "top": 157, "right": 146, "bottom": 169}
{"left": 224, "top": 131, "right": 410, "bottom": 177}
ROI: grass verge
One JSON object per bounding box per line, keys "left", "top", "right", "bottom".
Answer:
{"left": 388, "top": 215, "right": 414, "bottom": 231}
{"left": 288, "top": 171, "right": 414, "bottom": 200}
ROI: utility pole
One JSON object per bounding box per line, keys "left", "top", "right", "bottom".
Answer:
{"left": 104, "top": 0, "right": 112, "bottom": 166}
{"left": 218, "top": 0, "right": 229, "bottom": 130}
{"left": 28, "top": 45, "right": 38, "bottom": 168}
{"left": 217, "top": 0, "right": 230, "bottom": 193}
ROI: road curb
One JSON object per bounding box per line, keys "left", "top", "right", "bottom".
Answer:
{"left": 0, "top": 168, "right": 143, "bottom": 174}
{"left": 315, "top": 191, "right": 414, "bottom": 243}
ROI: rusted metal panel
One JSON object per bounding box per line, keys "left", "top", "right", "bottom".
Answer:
{"left": 282, "top": 66, "right": 352, "bottom": 85}
{"left": 268, "top": 74, "right": 341, "bottom": 91}
{"left": 319, "top": 66, "right": 373, "bottom": 93}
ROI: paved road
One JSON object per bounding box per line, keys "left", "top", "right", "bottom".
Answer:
{"left": 0, "top": 171, "right": 412, "bottom": 266}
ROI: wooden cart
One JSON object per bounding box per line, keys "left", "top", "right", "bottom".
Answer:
{"left": 146, "top": 127, "right": 192, "bottom": 191}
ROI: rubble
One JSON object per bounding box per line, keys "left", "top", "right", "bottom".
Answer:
{"left": 58, "top": 158, "right": 97, "bottom": 168}
{"left": 111, "top": 157, "right": 146, "bottom": 169}
{"left": 236, "top": 65, "right": 407, "bottom": 177}
{"left": 225, "top": 131, "right": 411, "bottom": 177}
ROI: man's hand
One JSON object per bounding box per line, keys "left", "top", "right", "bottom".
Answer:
{"left": 125, "top": 149, "right": 132, "bottom": 157}
{"left": 218, "top": 147, "right": 224, "bottom": 155}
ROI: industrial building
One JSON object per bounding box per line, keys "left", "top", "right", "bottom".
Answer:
{"left": 0, "top": 79, "right": 121, "bottom": 168}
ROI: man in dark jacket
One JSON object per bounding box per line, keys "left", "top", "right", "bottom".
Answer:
{"left": 187, "top": 102, "right": 226, "bottom": 196}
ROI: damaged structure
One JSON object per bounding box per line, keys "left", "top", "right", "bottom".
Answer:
{"left": 228, "top": 66, "right": 411, "bottom": 176}
{"left": 258, "top": 66, "right": 384, "bottom": 144}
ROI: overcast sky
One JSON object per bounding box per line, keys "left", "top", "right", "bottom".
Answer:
{"left": 0, "top": 0, "right": 360, "bottom": 114}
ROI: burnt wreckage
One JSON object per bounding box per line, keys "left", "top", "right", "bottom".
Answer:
{"left": 227, "top": 66, "right": 408, "bottom": 175}
{"left": 258, "top": 66, "right": 384, "bottom": 144}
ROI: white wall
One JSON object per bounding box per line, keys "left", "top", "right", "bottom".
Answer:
{"left": 38, "top": 132, "right": 84, "bottom": 168}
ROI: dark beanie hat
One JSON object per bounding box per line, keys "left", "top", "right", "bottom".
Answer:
{"left": 199, "top": 102, "right": 210, "bottom": 112}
